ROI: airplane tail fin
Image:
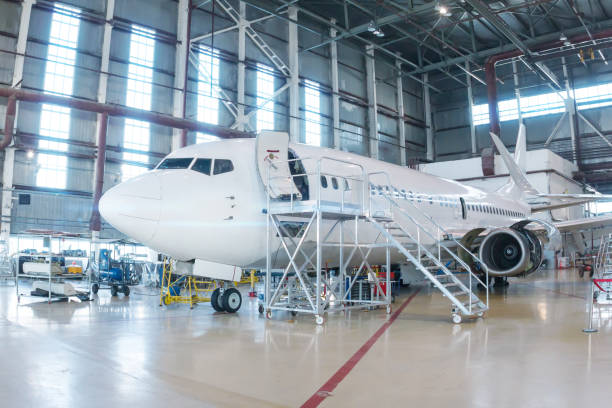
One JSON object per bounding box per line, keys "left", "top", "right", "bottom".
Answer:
{"left": 491, "top": 124, "right": 539, "bottom": 197}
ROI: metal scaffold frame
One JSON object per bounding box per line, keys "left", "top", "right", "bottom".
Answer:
{"left": 263, "top": 157, "right": 393, "bottom": 324}
{"left": 261, "top": 151, "right": 489, "bottom": 325}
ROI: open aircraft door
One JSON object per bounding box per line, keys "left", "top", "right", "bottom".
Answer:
{"left": 256, "top": 131, "right": 301, "bottom": 199}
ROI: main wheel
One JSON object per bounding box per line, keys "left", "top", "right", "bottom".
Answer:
{"left": 210, "top": 288, "right": 225, "bottom": 312}
{"left": 122, "top": 285, "right": 130, "bottom": 296}
{"left": 222, "top": 288, "right": 242, "bottom": 313}
{"left": 91, "top": 283, "right": 99, "bottom": 294}
{"left": 110, "top": 285, "right": 118, "bottom": 296}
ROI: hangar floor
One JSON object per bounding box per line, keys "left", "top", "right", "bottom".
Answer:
{"left": 0, "top": 269, "right": 610, "bottom": 407}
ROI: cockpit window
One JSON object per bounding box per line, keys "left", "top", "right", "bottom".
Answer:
{"left": 213, "top": 159, "right": 234, "bottom": 175}
{"left": 157, "top": 158, "right": 193, "bottom": 169}
{"left": 192, "top": 158, "right": 212, "bottom": 175}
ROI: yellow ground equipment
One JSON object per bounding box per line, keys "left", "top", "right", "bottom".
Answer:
{"left": 159, "top": 258, "right": 218, "bottom": 309}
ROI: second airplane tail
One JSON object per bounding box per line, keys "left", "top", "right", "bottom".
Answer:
{"left": 490, "top": 124, "right": 539, "bottom": 197}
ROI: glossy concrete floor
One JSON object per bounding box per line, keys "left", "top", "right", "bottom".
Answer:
{"left": 0, "top": 269, "right": 610, "bottom": 408}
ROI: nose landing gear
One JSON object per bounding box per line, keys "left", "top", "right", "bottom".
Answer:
{"left": 211, "top": 287, "right": 243, "bottom": 313}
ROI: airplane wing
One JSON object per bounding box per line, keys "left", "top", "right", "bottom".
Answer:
{"left": 552, "top": 214, "right": 612, "bottom": 233}
{"left": 530, "top": 193, "right": 612, "bottom": 212}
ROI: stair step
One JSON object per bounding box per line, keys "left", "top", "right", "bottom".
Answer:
{"left": 463, "top": 299, "right": 481, "bottom": 306}
{"left": 441, "top": 282, "right": 458, "bottom": 287}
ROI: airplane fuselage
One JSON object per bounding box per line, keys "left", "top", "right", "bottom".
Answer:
{"left": 100, "top": 138, "right": 531, "bottom": 269}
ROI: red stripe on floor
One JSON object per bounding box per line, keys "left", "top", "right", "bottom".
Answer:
{"left": 301, "top": 288, "right": 421, "bottom": 408}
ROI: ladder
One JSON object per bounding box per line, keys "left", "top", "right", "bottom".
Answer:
{"left": 366, "top": 178, "right": 489, "bottom": 323}
{"left": 215, "top": 0, "right": 291, "bottom": 77}
{"left": 595, "top": 233, "right": 612, "bottom": 277}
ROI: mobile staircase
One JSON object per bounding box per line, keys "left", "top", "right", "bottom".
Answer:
{"left": 593, "top": 233, "right": 612, "bottom": 303}
{"left": 263, "top": 157, "right": 489, "bottom": 325}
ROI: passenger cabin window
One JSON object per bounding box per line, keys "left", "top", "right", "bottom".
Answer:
{"left": 343, "top": 179, "right": 350, "bottom": 191}
{"left": 331, "top": 177, "right": 339, "bottom": 190}
{"left": 158, "top": 158, "right": 193, "bottom": 169}
{"left": 321, "top": 176, "right": 328, "bottom": 188}
{"left": 192, "top": 158, "right": 212, "bottom": 175}
{"left": 213, "top": 159, "right": 234, "bottom": 175}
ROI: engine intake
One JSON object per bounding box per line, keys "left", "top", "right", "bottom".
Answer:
{"left": 479, "top": 228, "right": 531, "bottom": 277}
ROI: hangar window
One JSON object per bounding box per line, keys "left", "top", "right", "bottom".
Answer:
{"left": 196, "top": 46, "right": 221, "bottom": 144}
{"left": 213, "top": 159, "right": 234, "bottom": 175}
{"left": 157, "top": 158, "right": 194, "bottom": 169}
{"left": 320, "top": 176, "right": 328, "bottom": 188}
{"left": 122, "top": 25, "right": 156, "bottom": 181}
{"left": 192, "top": 158, "right": 212, "bottom": 175}
{"left": 256, "top": 63, "right": 276, "bottom": 131}
{"left": 36, "top": 3, "right": 81, "bottom": 189}
{"left": 304, "top": 80, "right": 321, "bottom": 146}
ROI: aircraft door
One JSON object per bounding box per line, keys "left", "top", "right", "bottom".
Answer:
{"left": 460, "top": 197, "right": 467, "bottom": 219}
{"left": 256, "top": 131, "right": 302, "bottom": 200}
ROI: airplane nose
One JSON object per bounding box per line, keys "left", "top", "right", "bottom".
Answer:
{"left": 99, "top": 173, "right": 161, "bottom": 242}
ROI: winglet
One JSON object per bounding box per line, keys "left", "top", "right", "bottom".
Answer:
{"left": 490, "top": 126, "right": 538, "bottom": 196}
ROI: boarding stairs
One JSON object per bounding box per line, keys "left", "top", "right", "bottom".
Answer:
{"left": 259, "top": 143, "right": 488, "bottom": 323}
{"left": 366, "top": 185, "right": 489, "bottom": 323}
{"left": 594, "top": 233, "right": 612, "bottom": 302}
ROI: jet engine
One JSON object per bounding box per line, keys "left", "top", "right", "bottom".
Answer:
{"left": 478, "top": 227, "right": 542, "bottom": 277}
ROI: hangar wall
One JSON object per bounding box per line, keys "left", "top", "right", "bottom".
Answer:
{"left": 0, "top": 0, "right": 426, "bottom": 237}
{"left": 430, "top": 57, "right": 612, "bottom": 194}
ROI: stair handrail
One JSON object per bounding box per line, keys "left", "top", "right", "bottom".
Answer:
{"left": 366, "top": 171, "right": 489, "bottom": 299}
{"left": 367, "top": 216, "right": 479, "bottom": 315}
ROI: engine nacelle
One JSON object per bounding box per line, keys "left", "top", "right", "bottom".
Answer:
{"left": 479, "top": 227, "right": 542, "bottom": 277}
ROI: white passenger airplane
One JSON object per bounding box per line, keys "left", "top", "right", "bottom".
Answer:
{"left": 100, "top": 125, "right": 612, "bottom": 290}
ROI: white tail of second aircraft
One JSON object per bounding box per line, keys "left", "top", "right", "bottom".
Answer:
{"left": 491, "top": 124, "right": 539, "bottom": 198}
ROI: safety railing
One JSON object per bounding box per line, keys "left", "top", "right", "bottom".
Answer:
{"left": 265, "top": 155, "right": 368, "bottom": 216}
{"left": 366, "top": 170, "right": 489, "bottom": 312}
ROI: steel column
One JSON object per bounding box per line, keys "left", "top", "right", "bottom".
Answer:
{"left": 330, "top": 19, "right": 340, "bottom": 150}
{"left": 172, "top": 0, "right": 191, "bottom": 150}
{"left": 236, "top": 1, "right": 246, "bottom": 131}
{"left": 89, "top": 113, "right": 108, "bottom": 233}
{"left": 1, "top": 0, "right": 34, "bottom": 243}
{"left": 512, "top": 60, "right": 523, "bottom": 123}
{"left": 365, "top": 45, "right": 378, "bottom": 159}
{"left": 396, "top": 56, "right": 406, "bottom": 166}
{"left": 288, "top": 6, "right": 299, "bottom": 142}
{"left": 90, "top": 0, "right": 115, "bottom": 244}
{"left": 424, "top": 73, "right": 434, "bottom": 161}
{"left": 485, "top": 60, "right": 501, "bottom": 137}
{"left": 466, "top": 61, "right": 477, "bottom": 156}
{"left": 562, "top": 57, "right": 579, "bottom": 164}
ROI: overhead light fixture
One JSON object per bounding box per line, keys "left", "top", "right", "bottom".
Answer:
{"left": 560, "top": 33, "right": 567, "bottom": 41}
{"left": 435, "top": 2, "right": 452, "bottom": 16}
{"left": 564, "top": 40, "right": 571, "bottom": 47}
{"left": 376, "top": 29, "right": 385, "bottom": 38}
{"left": 368, "top": 21, "right": 376, "bottom": 33}
{"left": 26, "top": 150, "right": 34, "bottom": 159}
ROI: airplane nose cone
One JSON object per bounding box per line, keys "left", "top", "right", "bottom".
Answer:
{"left": 99, "top": 173, "right": 161, "bottom": 242}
